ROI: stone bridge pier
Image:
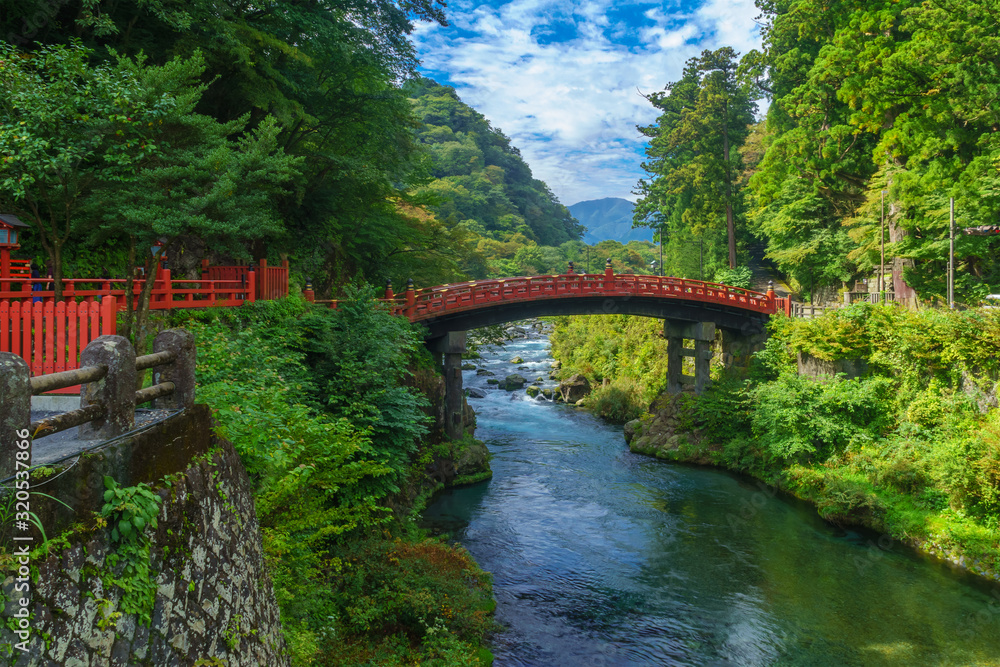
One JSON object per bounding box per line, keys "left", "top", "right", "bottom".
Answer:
{"left": 665, "top": 320, "right": 715, "bottom": 394}
{"left": 427, "top": 331, "right": 467, "bottom": 440}
{"left": 664, "top": 320, "right": 769, "bottom": 394}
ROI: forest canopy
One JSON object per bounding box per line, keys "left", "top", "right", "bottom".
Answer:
{"left": 635, "top": 0, "right": 1000, "bottom": 304}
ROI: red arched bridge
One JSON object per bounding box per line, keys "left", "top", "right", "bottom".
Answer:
{"left": 350, "top": 262, "right": 787, "bottom": 338}
{"left": 316, "top": 262, "right": 789, "bottom": 439}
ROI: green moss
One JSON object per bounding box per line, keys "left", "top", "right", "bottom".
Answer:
{"left": 451, "top": 470, "right": 493, "bottom": 487}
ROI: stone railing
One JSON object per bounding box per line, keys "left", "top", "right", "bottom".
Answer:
{"left": 0, "top": 329, "right": 195, "bottom": 478}
{"left": 844, "top": 291, "right": 897, "bottom": 305}
{"left": 789, "top": 302, "right": 835, "bottom": 319}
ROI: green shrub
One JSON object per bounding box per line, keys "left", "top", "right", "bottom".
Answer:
{"left": 694, "top": 377, "right": 752, "bottom": 442}
{"left": 298, "top": 284, "right": 430, "bottom": 484}
{"left": 751, "top": 374, "right": 896, "bottom": 465}
{"left": 786, "top": 302, "right": 875, "bottom": 361}
{"left": 587, "top": 381, "right": 644, "bottom": 423}
{"left": 934, "top": 413, "right": 1000, "bottom": 524}
{"left": 814, "top": 474, "right": 887, "bottom": 529}
{"left": 712, "top": 266, "right": 753, "bottom": 289}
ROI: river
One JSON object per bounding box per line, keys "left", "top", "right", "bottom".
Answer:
{"left": 422, "top": 334, "right": 1000, "bottom": 666}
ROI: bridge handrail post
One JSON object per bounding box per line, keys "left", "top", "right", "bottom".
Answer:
{"left": 78, "top": 335, "right": 136, "bottom": 440}
{"left": 151, "top": 329, "right": 196, "bottom": 409}
{"left": 604, "top": 259, "right": 613, "bottom": 292}
{"left": 0, "top": 352, "right": 31, "bottom": 479}
{"left": 405, "top": 279, "right": 416, "bottom": 319}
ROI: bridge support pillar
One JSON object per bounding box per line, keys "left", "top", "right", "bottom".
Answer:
{"left": 664, "top": 321, "right": 715, "bottom": 395}
{"left": 428, "top": 332, "right": 467, "bottom": 440}
{"left": 719, "top": 328, "right": 768, "bottom": 373}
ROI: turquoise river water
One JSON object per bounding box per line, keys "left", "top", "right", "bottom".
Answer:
{"left": 422, "top": 336, "right": 1000, "bottom": 666}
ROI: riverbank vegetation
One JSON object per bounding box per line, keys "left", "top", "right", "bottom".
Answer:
{"left": 551, "top": 306, "right": 1000, "bottom": 581}
{"left": 169, "top": 294, "right": 495, "bottom": 666}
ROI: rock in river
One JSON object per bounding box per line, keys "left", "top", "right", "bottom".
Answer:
{"left": 558, "top": 374, "right": 591, "bottom": 403}
{"left": 499, "top": 374, "right": 527, "bottom": 391}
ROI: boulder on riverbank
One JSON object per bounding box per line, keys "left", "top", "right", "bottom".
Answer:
{"left": 454, "top": 440, "right": 491, "bottom": 480}
{"left": 525, "top": 385, "right": 540, "bottom": 397}
{"left": 624, "top": 391, "right": 704, "bottom": 459}
{"left": 558, "top": 374, "right": 591, "bottom": 403}
{"left": 499, "top": 374, "right": 527, "bottom": 390}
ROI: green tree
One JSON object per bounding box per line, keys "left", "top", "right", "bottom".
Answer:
{"left": 85, "top": 50, "right": 301, "bottom": 345}
{"left": 0, "top": 42, "right": 159, "bottom": 299}
{"left": 743, "top": 0, "right": 1000, "bottom": 301}
{"left": 635, "top": 47, "right": 757, "bottom": 269}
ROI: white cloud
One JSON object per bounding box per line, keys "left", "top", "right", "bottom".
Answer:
{"left": 413, "top": 0, "right": 761, "bottom": 206}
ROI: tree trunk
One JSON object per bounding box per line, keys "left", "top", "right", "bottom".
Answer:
{"left": 133, "top": 255, "right": 158, "bottom": 389}
{"left": 51, "top": 241, "right": 64, "bottom": 301}
{"left": 722, "top": 102, "right": 737, "bottom": 269}
{"left": 121, "top": 238, "right": 137, "bottom": 344}
{"left": 135, "top": 253, "right": 158, "bottom": 355}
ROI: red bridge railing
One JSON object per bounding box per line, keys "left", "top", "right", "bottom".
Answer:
{"left": 313, "top": 268, "right": 778, "bottom": 321}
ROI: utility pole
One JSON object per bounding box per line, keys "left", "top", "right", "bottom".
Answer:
{"left": 880, "top": 190, "right": 886, "bottom": 296}
{"left": 949, "top": 197, "right": 955, "bottom": 309}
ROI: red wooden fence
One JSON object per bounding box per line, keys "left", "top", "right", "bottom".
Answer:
{"left": 0, "top": 273, "right": 256, "bottom": 309}
{"left": 1, "top": 297, "right": 117, "bottom": 393}
{"left": 202, "top": 258, "right": 288, "bottom": 301}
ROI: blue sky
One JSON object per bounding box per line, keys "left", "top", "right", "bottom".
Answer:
{"left": 412, "top": 0, "right": 762, "bottom": 207}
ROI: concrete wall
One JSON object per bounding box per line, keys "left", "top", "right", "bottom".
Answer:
{"left": 796, "top": 352, "right": 869, "bottom": 380}
{"left": 2, "top": 411, "right": 287, "bottom": 667}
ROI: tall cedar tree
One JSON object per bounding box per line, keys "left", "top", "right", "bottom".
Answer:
{"left": 635, "top": 48, "right": 756, "bottom": 269}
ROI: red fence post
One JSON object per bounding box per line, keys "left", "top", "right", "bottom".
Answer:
{"left": 384, "top": 279, "right": 394, "bottom": 301}
{"left": 247, "top": 270, "right": 257, "bottom": 303}
{"left": 55, "top": 300, "right": 66, "bottom": 373}
{"left": 0, "top": 246, "right": 9, "bottom": 294}
{"left": 0, "top": 300, "right": 8, "bottom": 355}
{"left": 161, "top": 268, "right": 173, "bottom": 307}
{"left": 41, "top": 300, "right": 53, "bottom": 374}
{"left": 604, "top": 258, "right": 614, "bottom": 292}
{"left": 101, "top": 295, "right": 116, "bottom": 335}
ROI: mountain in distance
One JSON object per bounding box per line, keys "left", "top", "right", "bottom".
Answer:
{"left": 569, "top": 198, "right": 652, "bottom": 244}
